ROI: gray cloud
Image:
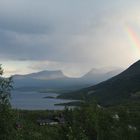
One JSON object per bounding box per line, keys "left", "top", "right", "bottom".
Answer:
{"left": 0, "top": 0, "right": 140, "bottom": 76}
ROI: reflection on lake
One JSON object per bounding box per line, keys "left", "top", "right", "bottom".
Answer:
{"left": 10, "top": 91, "right": 74, "bottom": 110}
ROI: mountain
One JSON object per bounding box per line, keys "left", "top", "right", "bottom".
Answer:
{"left": 13, "top": 70, "right": 65, "bottom": 80}
{"left": 23, "top": 70, "right": 65, "bottom": 80}
{"left": 13, "top": 70, "right": 88, "bottom": 91}
{"left": 59, "top": 60, "right": 140, "bottom": 105}
{"left": 81, "top": 68, "right": 122, "bottom": 84}
{"left": 13, "top": 68, "right": 122, "bottom": 92}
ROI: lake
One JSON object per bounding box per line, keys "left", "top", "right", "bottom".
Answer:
{"left": 10, "top": 91, "right": 75, "bottom": 110}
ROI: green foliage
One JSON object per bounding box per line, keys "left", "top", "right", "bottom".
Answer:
{"left": 61, "top": 103, "right": 98, "bottom": 140}
{"left": 61, "top": 101, "right": 140, "bottom": 140}
{"left": 0, "top": 65, "right": 16, "bottom": 140}
{"left": 11, "top": 110, "right": 64, "bottom": 140}
{"left": 1, "top": 101, "right": 138, "bottom": 140}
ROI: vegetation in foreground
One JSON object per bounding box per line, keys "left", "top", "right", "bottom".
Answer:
{"left": 1, "top": 102, "right": 140, "bottom": 140}
{"left": 0, "top": 66, "right": 140, "bottom": 140}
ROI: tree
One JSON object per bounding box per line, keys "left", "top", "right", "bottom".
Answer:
{"left": 0, "top": 65, "right": 15, "bottom": 140}
{"left": 0, "top": 66, "right": 12, "bottom": 106}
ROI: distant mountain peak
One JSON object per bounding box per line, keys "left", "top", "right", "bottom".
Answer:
{"left": 83, "top": 68, "right": 103, "bottom": 78}
{"left": 29, "top": 70, "right": 66, "bottom": 80}
{"left": 82, "top": 67, "right": 122, "bottom": 82}
{"left": 31, "top": 70, "right": 64, "bottom": 75}
{"left": 13, "top": 70, "right": 66, "bottom": 80}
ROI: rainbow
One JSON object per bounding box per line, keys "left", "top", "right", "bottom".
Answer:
{"left": 125, "top": 25, "right": 140, "bottom": 55}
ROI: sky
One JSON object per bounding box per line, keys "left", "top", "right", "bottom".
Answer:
{"left": 0, "top": 0, "right": 140, "bottom": 77}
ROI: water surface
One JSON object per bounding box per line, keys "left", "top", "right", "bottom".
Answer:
{"left": 10, "top": 91, "right": 74, "bottom": 110}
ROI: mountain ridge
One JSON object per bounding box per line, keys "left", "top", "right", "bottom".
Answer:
{"left": 13, "top": 68, "right": 121, "bottom": 92}
{"left": 59, "top": 60, "right": 140, "bottom": 105}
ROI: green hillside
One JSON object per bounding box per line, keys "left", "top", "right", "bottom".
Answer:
{"left": 59, "top": 60, "right": 140, "bottom": 105}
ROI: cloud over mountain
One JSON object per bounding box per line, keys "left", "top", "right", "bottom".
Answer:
{"left": 0, "top": 0, "right": 140, "bottom": 76}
